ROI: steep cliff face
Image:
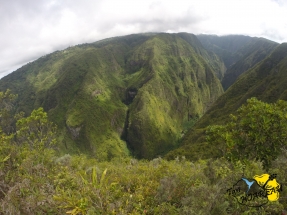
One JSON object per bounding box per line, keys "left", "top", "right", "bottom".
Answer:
{"left": 166, "top": 43, "right": 287, "bottom": 161}
{"left": 124, "top": 34, "right": 223, "bottom": 158}
{"left": 0, "top": 33, "right": 224, "bottom": 160}
{"left": 177, "top": 33, "right": 226, "bottom": 80}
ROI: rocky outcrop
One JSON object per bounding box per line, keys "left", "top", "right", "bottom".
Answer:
{"left": 67, "top": 125, "right": 82, "bottom": 139}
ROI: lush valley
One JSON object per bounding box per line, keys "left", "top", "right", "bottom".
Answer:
{"left": 1, "top": 33, "right": 287, "bottom": 214}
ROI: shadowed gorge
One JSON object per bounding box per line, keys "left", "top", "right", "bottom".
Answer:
{"left": 0, "top": 33, "right": 224, "bottom": 160}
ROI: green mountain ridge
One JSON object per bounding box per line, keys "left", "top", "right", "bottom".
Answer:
{"left": 221, "top": 38, "right": 278, "bottom": 90}
{"left": 0, "top": 33, "right": 224, "bottom": 160}
{"left": 167, "top": 42, "right": 287, "bottom": 160}
{"left": 197, "top": 35, "right": 278, "bottom": 89}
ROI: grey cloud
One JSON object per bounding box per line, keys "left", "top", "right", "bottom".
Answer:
{"left": 95, "top": 2, "right": 205, "bottom": 34}
{"left": 261, "top": 29, "right": 286, "bottom": 43}
{"left": 0, "top": 0, "right": 287, "bottom": 78}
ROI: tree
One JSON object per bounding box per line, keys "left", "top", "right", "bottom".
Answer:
{"left": 15, "top": 107, "right": 57, "bottom": 150}
{"left": 0, "top": 89, "right": 17, "bottom": 134}
{"left": 206, "top": 98, "right": 287, "bottom": 169}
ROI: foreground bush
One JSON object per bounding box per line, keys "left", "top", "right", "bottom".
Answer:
{"left": 207, "top": 98, "right": 287, "bottom": 169}
{"left": 1, "top": 142, "right": 286, "bottom": 214}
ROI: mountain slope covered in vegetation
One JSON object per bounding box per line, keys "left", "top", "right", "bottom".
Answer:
{"left": 0, "top": 33, "right": 224, "bottom": 160}
{"left": 167, "top": 42, "right": 287, "bottom": 160}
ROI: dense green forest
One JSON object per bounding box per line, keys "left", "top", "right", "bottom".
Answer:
{"left": 1, "top": 33, "right": 287, "bottom": 214}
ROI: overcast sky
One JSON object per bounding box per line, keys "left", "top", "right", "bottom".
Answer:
{"left": 1, "top": 0, "right": 287, "bottom": 78}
